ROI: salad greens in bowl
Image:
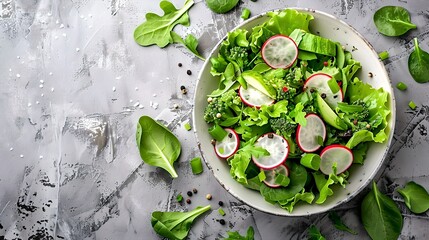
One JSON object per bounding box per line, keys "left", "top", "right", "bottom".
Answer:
{"left": 193, "top": 8, "right": 395, "bottom": 216}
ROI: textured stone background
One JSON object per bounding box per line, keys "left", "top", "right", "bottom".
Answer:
{"left": 0, "top": 0, "right": 428, "bottom": 239}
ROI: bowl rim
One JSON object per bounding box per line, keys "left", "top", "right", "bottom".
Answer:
{"left": 193, "top": 7, "right": 396, "bottom": 216}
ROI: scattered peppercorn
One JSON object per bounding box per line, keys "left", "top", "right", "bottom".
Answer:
{"left": 250, "top": 0, "right": 257, "bottom": 2}
{"left": 180, "top": 85, "right": 186, "bottom": 90}
{"left": 309, "top": 88, "right": 315, "bottom": 93}
{"left": 321, "top": 93, "right": 327, "bottom": 99}
{"left": 187, "top": 191, "right": 193, "bottom": 197}
{"left": 178, "top": 63, "right": 183, "bottom": 67}
{"left": 368, "top": 72, "right": 373, "bottom": 78}
{"left": 186, "top": 199, "right": 191, "bottom": 204}
{"left": 268, "top": 133, "right": 274, "bottom": 139}
{"left": 206, "top": 194, "right": 212, "bottom": 200}
{"left": 180, "top": 85, "right": 188, "bottom": 94}
{"left": 219, "top": 219, "right": 226, "bottom": 225}
{"left": 193, "top": 188, "right": 198, "bottom": 194}
{"left": 228, "top": 133, "right": 233, "bottom": 138}
{"left": 218, "top": 201, "right": 224, "bottom": 206}
{"left": 187, "top": 70, "right": 192, "bottom": 75}
{"left": 353, "top": 119, "right": 358, "bottom": 125}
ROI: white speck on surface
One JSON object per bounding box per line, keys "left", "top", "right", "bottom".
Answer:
{"left": 138, "top": 105, "right": 144, "bottom": 109}
{"left": 39, "top": 84, "right": 43, "bottom": 88}
{"left": 149, "top": 101, "right": 153, "bottom": 107}
{"left": 62, "top": 33, "right": 67, "bottom": 37}
{"left": 129, "top": 99, "right": 133, "bottom": 103}
{"left": 20, "top": 154, "right": 24, "bottom": 158}
{"left": 153, "top": 94, "right": 157, "bottom": 97}
{"left": 16, "top": 74, "right": 20, "bottom": 78}
{"left": 119, "top": 21, "right": 123, "bottom": 24}
{"left": 41, "top": 93, "right": 44, "bottom": 97}
{"left": 36, "top": 101, "right": 40, "bottom": 105}
{"left": 9, "top": 148, "right": 13, "bottom": 151}
{"left": 40, "top": 80, "right": 44, "bottom": 83}
{"left": 135, "top": 87, "right": 139, "bottom": 91}
{"left": 152, "top": 102, "right": 159, "bottom": 109}
{"left": 39, "top": 155, "right": 43, "bottom": 159}
{"left": 51, "top": 87, "right": 55, "bottom": 92}
{"left": 89, "top": 25, "right": 93, "bottom": 29}
{"left": 56, "top": 19, "right": 60, "bottom": 24}
{"left": 89, "top": 14, "right": 93, "bottom": 18}
{"left": 54, "top": 36, "right": 58, "bottom": 39}
{"left": 49, "top": 72, "right": 53, "bottom": 76}
{"left": 115, "top": 76, "right": 122, "bottom": 80}
{"left": 133, "top": 102, "right": 140, "bottom": 107}
{"left": 160, "top": 79, "right": 164, "bottom": 83}
{"left": 27, "top": 103, "right": 32, "bottom": 107}
{"left": 166, "top": 77, "right": 170, "bottom": 80}
{"left": 112, "top": 87, "right": 116, "bottom": 92}
{"left": 76, "top": 48, "right": 80, "bottom": 52}
{"left": 59, "top": 24, "right": 64, "bottom": 28}
{"left": 9, "top": 68, "right": 12, "bottom": 72}
{"left": 80, "top": 15, "right": 84, "bottom": 18}
{"left": 173, "top": 103, "right": 179, "bottom": 109}
{"left": 47, "top": 12, "right": 52, "bottom": 16}
{"left": 16, "top": 56, "right": 20, "bottom": 59}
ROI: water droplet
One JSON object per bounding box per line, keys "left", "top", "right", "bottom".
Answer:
{"left": 62, "top": 33, "right": 67, "bottom": 37}
{"left": 28, "top": 103, "right": 32, "bottom": 107}
{"left": 41, "top": 93, "right": 44, "bottom": 97}
{"left": 76, "top": 48, "right": 80, "bottom": 52}
{"left": 133, "top": 102, "right": 140, "bottom": 107}
{"left": 153, "top": 94, "right": 157, "bottom": 97}
{"left": 9, "top": 147, "right": 13, "bottom": 151}
{"left": 36, "top": 101, "right": 40, "bottom": 105}
{"left": 39, "top": 155, "right": 43, "bottom": 159}
{"left": 112, "top": 86, "right": 116, "bottom": 92}
{"left": 59, "top": 24, "right": 64, "bottom": 28}
{"left": 51, "top": 87, "right": 55, "bottom": 92}
{"left": 138, "top": 105, "right": 144, "bottom": 109}
{"left": 129, "top": 99, "right": 133, "bottom": 103}
{"left": 135, "top": 87, "right": 139, "bottom": 91}
{"left": 49, "top": 72, "right": 53, "bottom": 76}
{"left": 20, "top": 154, "right": 24, "bottom": 158}
{"left": 40, "top": 79, "right": 44, "bottom": 83}
{"left": 16, "top": 74, "right": 21, "bottom": 78}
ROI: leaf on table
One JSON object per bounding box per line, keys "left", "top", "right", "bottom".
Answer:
{"left": 373, "top": 6, "right": 416, "bottom": 36}
{"left": 136, "top": 115, "right": 181, "bottom": 178}
{"left": 397, "top": 181, "right": 429, "bottom": 214}
{"left": 151, "top": 205, "right": 211, "bottom": 240}
{"left": 222, "top": 226, "right": 255, "bottom": 240}
{"left": 171, "top": 32, "right": 205, "bottom": 60}
{"left": 134, "top": 0, "right": 194, "bottom": 48}
{"left": 361, "top": 181, "right": 403, "bottom": 240}
{"left": 308, "top": 225, "right": 326, "bottom": 240}
{"left": 408, "top": 38, "right": 429, "bottom": 83}
{"left": 328, "top": 211, "right": 357, "bottom": 235}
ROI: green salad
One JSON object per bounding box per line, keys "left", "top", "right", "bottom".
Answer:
{"left": 203, "top": 9, "right": 390, "bottom": 212}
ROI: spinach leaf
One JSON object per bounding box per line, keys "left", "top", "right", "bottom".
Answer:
{"left": 408, "top": 38, "right": 429, "bottom": 83}
{"left": 205, "top": 0, "right": 239, "bottom": 14}
{"left": 308, "top": 225, "right": 326, "bottom": 240}
{"left": 222, "top": 226, "right": 254, "bottom": 240}
{"left": 265, "top": 9, "right": 314, "bottom": 36}
{"left": 151, "top": 205, "right": 211, "bottom": 240}
{"left": 397, "top": 181, "right": 429, "bottom": 214}
{"left": 361, "top": 181, "right": 403, "bottom": 240}
{"left": 134, "top": 0, "right": 194, "bottom": 47}
{"left": 328, "top": 211, "right": 357, "bottom": 235}
{"left": 373, "top": 6, "right": 416, "bottom": 36}
{"left": 136, "top": 116, "right": 181, "bottom": 178}
{"left": 171, "top": 32, "right": 205, "bottom": 60}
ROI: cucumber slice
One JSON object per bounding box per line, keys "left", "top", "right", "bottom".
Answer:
{"left": 304, "top": 73, "right": 343, "bottom": 108}
{"left": 320, "top": 144, "right": 353, "bottom": 175}
{"left": 241, "top": 71, "right": 276, "bottom": 99}
{"left": 261, "top": 35, "right": 298, "bottom": 69}
{"left": 239, "top": 85, "right": 275, "bottom": 108}
{"left": 296, "top": 114, "right": 326, "bottom": 152}
{"left": 252, "top": 133, "right": 289, "bottom": 170}
{"left": 214, "top": 128, "right": 240, "bottom": 159}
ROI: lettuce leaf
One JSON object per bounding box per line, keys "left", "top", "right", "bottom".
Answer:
{"left": 280, "top": 190, "right": 315, "bottom": 212}
{"left": 265, "top": 9, "right": 314, "bottom": 36}
{"left": 346, "top": 78, "right": 391, "bottom": 148}
{"left": 313, "top": 171, "right": 348, "bottom": 204}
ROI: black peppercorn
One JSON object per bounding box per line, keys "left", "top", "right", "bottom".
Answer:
{"left": 187, "top": 70, "right": 192, "bottom": 75}
{"left": 180, "top": 85, "right": 186, "bottom": 90}
{"left": 187, "top": 191, "right": 193, "bottom": 197}
{"left": 178, "top": 63, "right": 183, "bottom": 67}
{"left": 186, "top": 199, "right": 191, "bottom": 204}
{"left": 219, "top": 219, "right": 226, "bottom": 225}
{"left": 321, "top": 93, "right": 327, "bottom": 99}
{"left": 218, "top": 201, "right": 224, "bottom": 206}
{"left": 192, "top": 188, "right": 198, "bottom": 194}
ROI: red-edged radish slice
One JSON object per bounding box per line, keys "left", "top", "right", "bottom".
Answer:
{"left": 214, "top": 128, "right": 240, "bottom": 159}
{"left": 304, "top": 73, "right": 343, "bottom": 108}
{"left": 319, "top": 144, "right": 353, "bottom": 175}
{"left": 263, "top": 164, "right": 289, "bottom": 188}
{"left": 261, "top": 35, "right": 298, "bottom": 69}
{"left": 239, "top": 85, "right": 275, "bottom": 108}
{"left": 252, "top": 133, "right": 289, "bottom": 170}
{"left": 296, "top": 114, "right": 326, "bottom": 152}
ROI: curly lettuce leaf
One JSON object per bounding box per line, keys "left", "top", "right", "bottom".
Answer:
{"left": 313, "top": 171, "right": 348, "bottom": 204}
{"left": 280, "top": 190, "right": 315, "bottom": 212}
{"left": 229, "top": 142, "right": 269, "bottom": 184}
{"left": 265, "top": 9, "right": 314, "bottom": 36}
{"left": 346, "top": 78, "right": 391, "bottom": 148}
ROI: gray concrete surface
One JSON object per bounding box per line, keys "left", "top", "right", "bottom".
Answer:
{"left": 0, "top": 0, "right": 428, "bottom": 239}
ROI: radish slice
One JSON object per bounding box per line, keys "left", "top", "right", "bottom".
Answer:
{"left": 239, "top": 85, "right": 275, "bottom": 108}
{"left": 320, "top": 144, "right": 354, "bottom": 175}
{"left": 304, "top": 73, "right": 343, "bottom": 108}
{"left": 214, "top": 128, "right": 240, "bottom": 159}
{"left": 263, "top": 164, "right": 289, "bottom": 188}
{"left": 261, "top": 35, "right": 298, "bottom": 69}
{"left": 252, "top": 133, "right": 289, "bottom": 170}
{"left": 296, "top": 114, "right": 326, "bottom": 152}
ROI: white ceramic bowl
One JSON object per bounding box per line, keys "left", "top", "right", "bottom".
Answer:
{"left": 193, "top": 8, "right": 396, "bottom": 216}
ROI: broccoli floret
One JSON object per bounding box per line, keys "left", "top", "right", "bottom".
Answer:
{"left": 269, "top": 116, "right": 297, "bottom": 137}
{"left": 226, "top": 46, "right": 249, "bottom": 69}
{"left": 203, "top": 89, "right": 242, "bottom": 124}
